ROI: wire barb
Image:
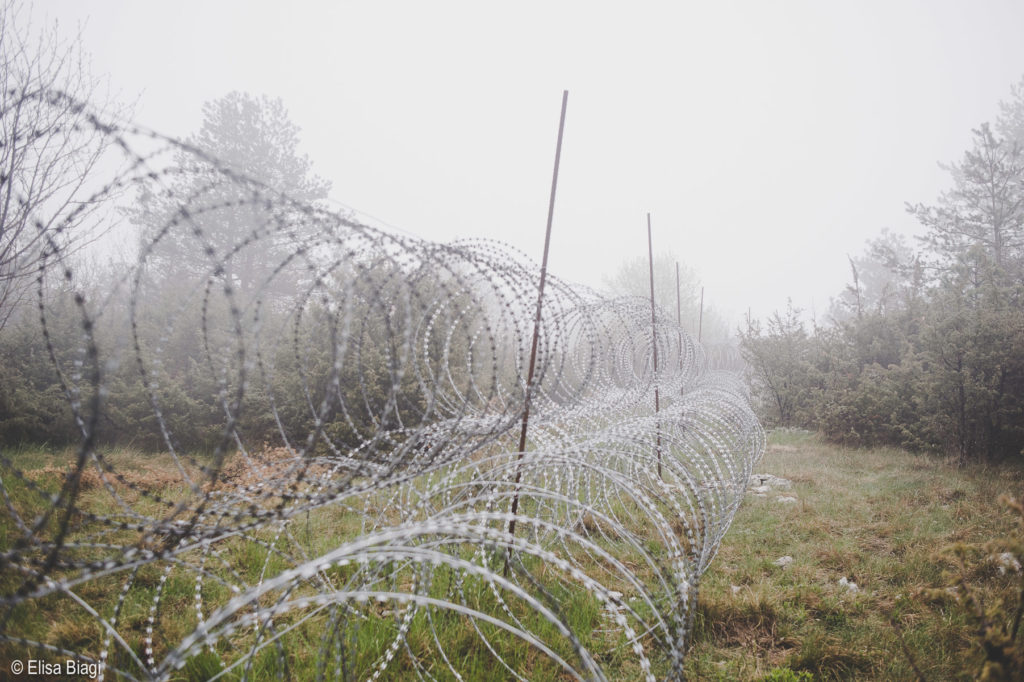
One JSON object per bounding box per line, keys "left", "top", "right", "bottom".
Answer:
{"left": 0, "top": 91, "right": 764, "bottom": 681}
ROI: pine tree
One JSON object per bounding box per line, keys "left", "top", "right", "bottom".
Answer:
{"left": 130, "top": 92, "right": 331, "bottom": 303}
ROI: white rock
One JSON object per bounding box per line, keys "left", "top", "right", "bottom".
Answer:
{"left": 751, "top": 485, "right": 770, "bottom": 494}
{"left": 731, "top": 584, "right": 742, "bottom": 594}
{"left": 838, "top": 576, "right": 859, "bottom": 593}
{"left": 996, "top": 552, "right": 1022, "bottom": 575}
{"left": 773, "top": 555, "right": 793, "bottom": 568}
{"left": 748, "top": 473, "right": 793, "bottom": 489}
{"left": 776, "top": 496, "right": 798, "bottom": 504}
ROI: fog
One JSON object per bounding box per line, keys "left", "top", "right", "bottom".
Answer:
{"left": 7, "top": 3, "right": 1024, "bottom": 677}
{"left": 47, "top": 0, "right": 1024, "bottom": 329}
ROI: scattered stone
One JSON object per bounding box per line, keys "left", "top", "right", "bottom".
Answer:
{"left": 838, "top": 576, "right": 859, "bottom": 593}
{"left": 730, "top": 584, "right": 742, "bottom": 594}
{"left": 996, "top": 551, "right": 1022, "bottom": 575}
{"left": 747, "top": 474, "right": 788, "bottom": 498}
{"left": 773, "top": 555, "right": 793, "bottom": 568}
{"left": 776, "top": 496, "right": 798, "bottom": 504}
{"left": 747, "top": 473, "right": 792, "bottom": 490}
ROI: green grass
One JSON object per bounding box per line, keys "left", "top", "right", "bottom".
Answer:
{"left": 0, "top": 445, "right": 654, "bottom": 681}
{"left": 3, "top": 435, "right": 1023, "bottom": 680}
{"left": 685, "top": 430, "right": 1024, "bottom": 681}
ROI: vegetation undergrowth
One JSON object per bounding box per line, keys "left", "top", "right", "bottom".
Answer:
{"left": 5, "top": 431, "right": 1023, "bottom": 680}
{"left": 686, "top": 429, "right": 1024, "bottom": 681}
{"left": 0, "top": 444, "right": 664, "bottom": 681}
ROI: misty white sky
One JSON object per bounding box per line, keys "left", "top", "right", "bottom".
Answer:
{"left": 44, "top": 0, "right": 1024, "bottom": 332}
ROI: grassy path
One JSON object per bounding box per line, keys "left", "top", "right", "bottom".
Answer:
{"left": 684, "top": 430, "right": 1024, "bottom": 680}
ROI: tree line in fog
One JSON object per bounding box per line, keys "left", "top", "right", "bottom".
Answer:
{"left": 742, "top": 77, "right": 1024, "bottom": 465}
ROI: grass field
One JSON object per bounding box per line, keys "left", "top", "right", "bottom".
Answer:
{"left": 2, "top": 432, "right": 1023, "bottom": 680}
{"left": 685, "top": 430, "right": 1024, "bottom": 681}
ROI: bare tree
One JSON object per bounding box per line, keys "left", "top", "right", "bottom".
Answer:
{"left": 0, "top": 1, "right": 124, "bottom": 329}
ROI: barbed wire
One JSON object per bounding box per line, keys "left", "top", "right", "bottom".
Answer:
{"left": 0, "top": 92, "right": 764, "bottom": 681}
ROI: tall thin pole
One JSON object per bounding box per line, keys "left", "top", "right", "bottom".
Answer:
{"left": 647, "top": 213, "right": 662, "bottom": 479}
{"left": 675, "top": 262, "right": 681, "bottom": 326}
{"left": 698, "top": 286, "right": 704, "bottom": 343}
{"left": 507, "top": 90, "right": 568, "bottom": 562}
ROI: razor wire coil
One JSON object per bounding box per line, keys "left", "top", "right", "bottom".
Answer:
{"left": 0, "top": 93, "right": 764, "bottom": 681}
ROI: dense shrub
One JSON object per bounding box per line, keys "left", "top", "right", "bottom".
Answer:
{"left": 742, "top": 78, "right": 1024, "bottom": 464}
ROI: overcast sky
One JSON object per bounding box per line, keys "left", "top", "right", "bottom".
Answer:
{"left": 44, "top": 0, "right": 1024, "bottom": 332}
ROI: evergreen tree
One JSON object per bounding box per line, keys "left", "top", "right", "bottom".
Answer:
{"left": 909, "top": 123, "right": 1024, "bottom": 282}
{"left": 130, "top": 91, "right": 331, "bottom": 303}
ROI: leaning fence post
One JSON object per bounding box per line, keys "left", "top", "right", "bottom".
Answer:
{"left": 506, "top": 90, "right": 568, "bottom": 571}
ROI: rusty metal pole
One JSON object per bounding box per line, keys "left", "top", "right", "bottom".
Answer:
{"left": 675, "top": 262, "right": 681, "bottom": 326}
{"left": 507, "top": 90, "right": 568, "bottom": 567}
{"left": 698, "top": 286, "right": 704, "bottom": 343}
{"left": 647, "top": 213, "right": 662, "bottom": 479}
